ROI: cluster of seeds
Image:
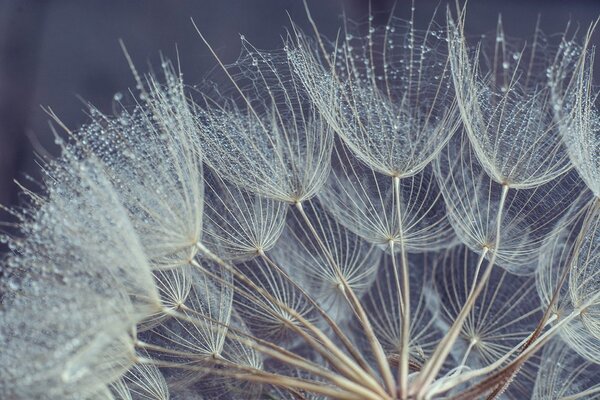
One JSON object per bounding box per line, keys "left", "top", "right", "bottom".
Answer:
{"left": 1, "top": 5, "right": 599, "bottom": 400}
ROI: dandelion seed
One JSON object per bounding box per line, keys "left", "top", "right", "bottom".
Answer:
{"left": 532, "top": 339, "right": 600, "bottom": 399}
{"left": 559, "top": 45, "right": 600, "bottom": 197}
{"left": 447, "top": 13, "right": 579, "bottom": 188}
{"left": 195, "top": 41, "right": 333, "bottom": 204}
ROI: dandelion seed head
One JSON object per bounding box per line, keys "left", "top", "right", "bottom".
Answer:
{"left": 2, "top": 4, "right": 600, "bottom": 400}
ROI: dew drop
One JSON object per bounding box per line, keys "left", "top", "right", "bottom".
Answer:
{"left": 7, "top": 277, "right": 20, "bottom": 291}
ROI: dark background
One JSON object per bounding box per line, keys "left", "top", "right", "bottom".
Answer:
{"left": 0, "top": 0, "right": 599, "bottom": 234}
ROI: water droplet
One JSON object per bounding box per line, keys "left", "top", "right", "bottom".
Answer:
{"left": 7, "top": 277, "right": 20, "bottom": 291}
{"left": 113, "top": 92, "right": 123, "bottom": 102}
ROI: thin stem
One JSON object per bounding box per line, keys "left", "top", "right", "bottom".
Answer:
{"left": 460, "top": 201, "right": 600, "bottom": 398}
{"left": 561, "top": 386, "right": 600, "bottom": 400}
{"left": 295, "top": 200, "right": 396, "bottom": 396}
{"left": 414, "top": 247, "right": 488, "bottom": 394}
{"left": 189, "top": 256, "right": 360, "bottom": 383}
{"left": 393, "top": 176, "right": 410, "bottom": 400}
{"left": 449, "top": 295, "right": 600, "bottom": 400}
{"left": 457, "top": 339, "right": 477, "bottom": 372}
{"left": 260, "top": 252, "right": 378, "bottom": 377}
{"left": 414, "top": 184, "right": 509, "bottom": 398}
{"left": 138, "top": 356, "right": 367, "bottom": 400}
{"left": 504, "top": 298, "right": 598, "bottom": 368}
{"left": 136, "top": 339, "right": 212, "bottom": 359}
{"left": 160, "top": 307, "right": 385, "bottom": 400}
{"left": 194, "top": 242, "right": 391, "bottom": 399}
{"left": 425, "top": 315, "right": 557, "bottom": 399}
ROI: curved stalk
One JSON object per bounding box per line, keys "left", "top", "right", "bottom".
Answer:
{"left": 194, "top": 242, "right": 391, "bottom": 399}
{"left": 260, "top": 251, "right": 378, "bottom": 377}
{"left": 295, "top": 200, "right": 397, "bottom": 396}
{"left": 413, "top": 184, "right": 509, "bottom": 398}
{"left": 458, "top": 199, "right": 600, "bottom": 398}
{"left": 425, "top": 315, "right": 557, "bottom": 399}
{"left": 158, "top": 307, "right": 385, "bottom": 400}
{"left": 137, "top": 355, "right": 368, "bottom": 400}
{"left": 393, "top": 176, "right": 411, "bottom": 400}
{"left": 449, "top": 293, "right": 600, "bottom": 400}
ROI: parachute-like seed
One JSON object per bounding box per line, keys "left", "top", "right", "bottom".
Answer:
{"left": 77, "top": 62, "right": 204, "bottom": 268}
{"left": 434, "top": 132, "right": 589, "bottom": 274}
{"left": 195, "top": 40, "right": 333, "bottom": 204}
{"left": 536, "top": 206, "right": 591, "bottom": 321}
{"left": 360, "top": 252, "right": 444, "bottom": 372}
{"left": 564, "top": 208, "right": 600, "bottom": 363}
{"left": 559, "top": 47, "right": 600, "bottom": 197}
{"left": 202, "top": 170, "right": 287, "bottom": 262}
{"left": 189, "top": 312, "right": 264, "bottom": 400}
{"left": 272, "top": 201, "right": 382, "bottom": 325}
{"left": 144, "top": 265, "right": 233, "bottom": 362}
{"left": 139, "top": 266, "right": 195, "bottom": 331}
{"left": 433, "top": 245, "right": 542, "bottom": 398}
{"left": 0, "top": 162, "right": 158, "bottom": 399}
{"left": 532, "top": 339, "right": 600, "bottom": 399}
{"left": 111, "top": 361, "right": 170, "bottom": 400}
{"left": 533, "top": 203, "right": 600, "bottom": 364}
{"left": 435, "top": 246, "right": 542, "bottom": 367}
{"left": 320, "top": 143, "right": 455, "bottom": 251}
{"left": 289, "top": 12, "right": 459, "bottom": 178}
{"left": 447, "top": 14, "right": 580, "bottom": 188}
{"left": 233, "top": 257, "right": 317, "bottom": 347}
{"left": 290, "top": 18, "right": 461, "bottom": 386}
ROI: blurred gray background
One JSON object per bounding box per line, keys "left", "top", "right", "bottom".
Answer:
{"left": 0, "top": 0, "right": 599, "bottom": 233}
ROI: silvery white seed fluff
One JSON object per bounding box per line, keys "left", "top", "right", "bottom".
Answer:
{"left": 1, "top": 4, "right": 600, "bottom": 400}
